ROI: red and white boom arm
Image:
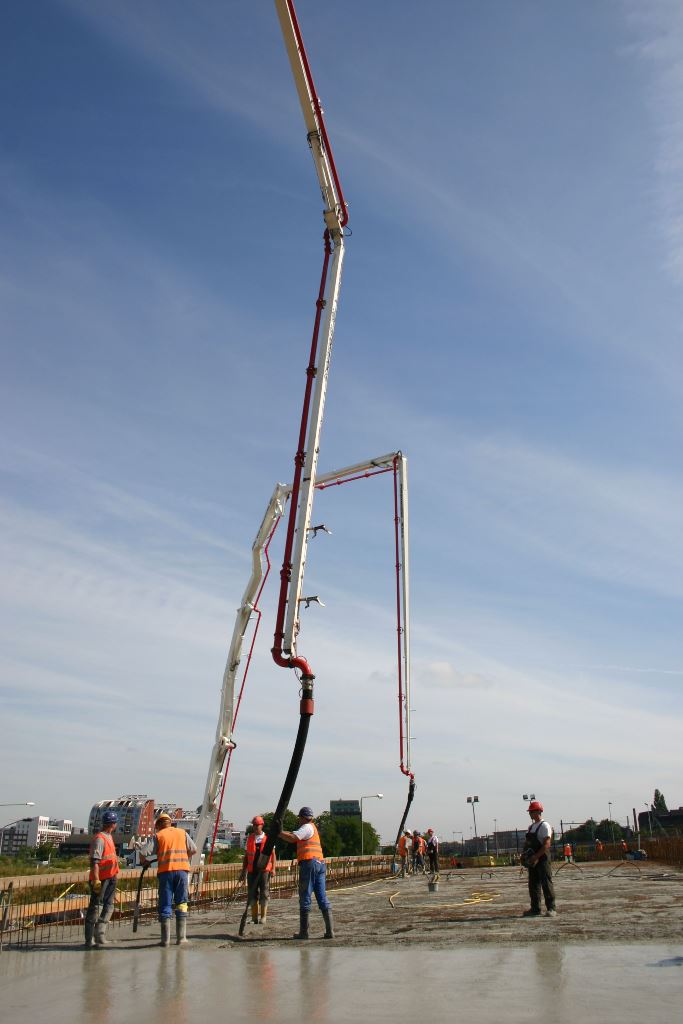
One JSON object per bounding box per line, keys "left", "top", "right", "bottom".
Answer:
{"left": 193, "top": 453, "right": 410, "bottom": 863}
{"left": 274, "top": 0, "right": 348, "bottom": 236}
{"left": 271, "top": 0, "right": 348, "bottom": 668}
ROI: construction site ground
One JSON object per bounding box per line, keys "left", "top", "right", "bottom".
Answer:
{"left": 2, "top": 862, "right": 682, "bottom": 1023}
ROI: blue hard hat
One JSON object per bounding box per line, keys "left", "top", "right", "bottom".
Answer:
{"left": 298, "top": 806, "right": 314, "bottom": 819}
{"left": 102, "top": 810, "right": 118, "bottom": 824}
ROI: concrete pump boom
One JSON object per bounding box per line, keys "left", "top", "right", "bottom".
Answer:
{"left": 193, "top": 453, "right": 410, "bottom": 864}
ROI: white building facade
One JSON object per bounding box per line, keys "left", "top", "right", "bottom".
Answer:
{"left": 0, "top": 816, "right": 73, "bottom": 856}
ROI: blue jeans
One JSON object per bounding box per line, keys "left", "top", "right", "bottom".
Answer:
{"left": 158, "top": 870, "right": 189, "bottom": 920}
{"left": 298, "top": 858, "right": 330, "bottom": 912}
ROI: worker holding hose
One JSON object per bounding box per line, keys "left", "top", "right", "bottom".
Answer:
{"left": 239, "top": 815, "right": 276, "bottom": 925}
{"left": 280, "top": 807, "right": 334, "bottom": 940}
{"left": 142, "top": 813, "right": 197, "bottom": 946}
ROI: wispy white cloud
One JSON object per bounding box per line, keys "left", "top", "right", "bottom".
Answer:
{"left": 625, "top": 1, "right": 683, "bottom": 285}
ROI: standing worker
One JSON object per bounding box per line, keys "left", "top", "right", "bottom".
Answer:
{"left": 142, "top": 813, "right": 197, "bottom": 947}
{"left": 595, "top": 838, "right": 604, "bottom": 857}
{"left": 397, "top": 829, "right": 411, "bottom": 877}
{"left": 280, "top": 806, "right": 334, "bottom": 940}
{"left": 412, "top": 830, "right": 426, "bottom": 874}
{"left": 84, "top": 809, "right": 119, "bottom": 949}
{"left": 426, "top": 828, "right": 440, "bottom": 874}
{"left": 563, "top": 841, "right": 573, "bottom": 863}
{"left": 521, "top": 800, "right": 557, "bottom": 918}
{"left": 239, "top": 815, "right": 276, "bottom": 925}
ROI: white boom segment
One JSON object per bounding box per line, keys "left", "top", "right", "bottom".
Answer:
{"left": 193, "top": 483, "right": 289, "bottom": 859}
{"left": 283, "top": 243, "right": 344, "bottom": 656}
{"left": 273, "top": 0, "right": 347, "bottom": 658}
{"left": 274, "top": 0, "right": 346, "bottom": 234}
{"left": 193, "top": 452, "right": 410, "bottom": 863}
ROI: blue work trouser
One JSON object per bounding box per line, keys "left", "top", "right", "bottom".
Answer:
{"left": 85, "top": 876, "right": 117, "bottom": 927}
{"left": 298, "top": 858, "right": 330, "bottom": 912}
{"left": 158, "top": 870, "right": 189, "bottom": 920}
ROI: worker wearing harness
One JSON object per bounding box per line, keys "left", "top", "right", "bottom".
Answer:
{"left": 426, "top": 828, "right": 439, "bottom": 873}
{"left": 521, "top": 800, "right": 556, "bottom": 918}
{"left": 84, "top": 809, "right": 119, "bottom": 948}
{"left": 280, "top": 807, "right": 334, "bottom": 940}
{"left": 142, "top": 813, "right": 197, "bottom": 946}
{"left": 240, "top": 815, "right": 276, "bottom": 924}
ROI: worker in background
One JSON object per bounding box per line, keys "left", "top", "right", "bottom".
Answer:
{"left": 426, "top": 828, "right": 440, "bottom": 874}
{"left": 84, "top": 809, "right": 120, "bottom": 948}
{"left": 397, "top": 829, "right": 411, "bottom": 877}
{"left": 595, "top": 838, "right": 604, "bottom": 857}
{"left": 239, "top": 815, "right": 276, "bottom": 925}
{"left": 412, "top": 830, "right": 426, "bottom": 874}
{"left": 563, "top": 842, "right": 573, "bottom": 863}
{"left": 142, "top": 813, "right": 197, "bottom": 947}
{"left": 280, "top": 806, "right": 334, "bottom": 940}
{"left": 521, "top": 800, "right": 557, "bottom": 918}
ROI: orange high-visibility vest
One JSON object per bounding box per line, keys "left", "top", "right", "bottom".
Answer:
{"left": 246, "top": 833, "right": 275, "bottom": 872}
{"left": 156, "top": 826, "right": 190, "bottom": 873}
{"left": 90, "top": 831, "right": 119, "bottom": 881}
{"left": 398, "top": 836, "right": 408, "bottom": 856}
{"left": 296, "top": 823, "right": 323, "bottom": 862}
{"left": 564, "top": 844, "right": 572, "bottom": 857}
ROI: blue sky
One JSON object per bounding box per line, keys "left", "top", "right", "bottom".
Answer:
{"left": 2, "top": 0, "right": 682, "bottom": 844}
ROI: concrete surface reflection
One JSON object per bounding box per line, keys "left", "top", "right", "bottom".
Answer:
{"left": 1, "top": 944, "right": 681, "bottom": 1023}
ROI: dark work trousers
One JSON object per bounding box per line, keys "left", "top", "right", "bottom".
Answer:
{"left": 528, "top": 856, "right": 555, "bottom": 912}
{"left": 85, "top": 876, "right": 117, "bottom": 928}
{"left": 428, "top": 848, "right": 439, "bottom": 873}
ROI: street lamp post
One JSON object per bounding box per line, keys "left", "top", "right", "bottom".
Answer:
{"left": 0, "top": 802, "right": 35, "bottom": 808}
{"left": 493, "top": 818, "right": 499, "bottom": 857}
{"left": 645, "top": 802, "right": 652, "bottom": 837}
{"left": 608, "top": 802, "right": 615, "bottom": 844}
{"left": 466, "top": 796, "right": 479, "bottom": 853}
{"left": 360, "top": 794, "right": 383, "bottom": 856}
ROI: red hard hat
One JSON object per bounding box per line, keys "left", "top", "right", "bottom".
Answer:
{"left": 528, "top": 800, "right": 544, "bottom": 813}
{"left": 252, "top": 815, "right": 265, "bottom": 826}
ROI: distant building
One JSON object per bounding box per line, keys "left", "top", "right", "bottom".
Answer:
{"left": 638, "top": 807, "right": 683, "bottom": 835}
{"left": 0, "top": 816, "right": 73, "bottom": 856}
{"left": 175, "top": 812, "right": 242, "bottom": 849}
{"left": 330, "top": 799, "right": 361, "bottom": 817}
{"left": 154, "top": 803, "right": 185, "bottom": 821}
{"left": 88, "top": 796, "right": 155, "bottom": 840}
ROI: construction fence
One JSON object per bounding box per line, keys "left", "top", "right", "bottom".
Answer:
{"left": 0, "top": 855, "right": 392, "bottom": 951}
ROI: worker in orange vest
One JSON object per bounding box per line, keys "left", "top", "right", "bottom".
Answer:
{"left": 239, "top": 815, "right": 276, "bottom": 925}
{"left": 563, "top": 842, "right": 572, "bottom": 863}
{"left": 397, "top": 829, "right": 411, "bottom": 877}
{"left": 84, "top": 809, "right": 120, "bottom": 949}
{"left": 412, "top": 830, "right": 426, "bottom": 874}
{"left": 595, "top": 838, "right": 604, "bottom": 856}
{"left": 280, "top": 806, "right": 334, "bottom": 940}
{"left": 142, "top": 813, "right": 197, "bottom": 947}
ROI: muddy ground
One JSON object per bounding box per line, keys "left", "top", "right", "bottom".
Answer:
{"left": 113, "top": 860, "right": 683, "bottom": 950}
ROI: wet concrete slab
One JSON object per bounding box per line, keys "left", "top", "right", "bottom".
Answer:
{"left": 2, "top": 866, "right": 682, "bottom": 1023}
{"left": 1, "top": 942, "right": 681, "bottom": 1024}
